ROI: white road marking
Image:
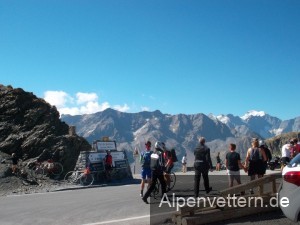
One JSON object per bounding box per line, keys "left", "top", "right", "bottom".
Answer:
{"left": 83, "top": 211, "right": 175, "bottom": 225}
{"left": 82, "top": 215, "right": 150, "bottom": 224}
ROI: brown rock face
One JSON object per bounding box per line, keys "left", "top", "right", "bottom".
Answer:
{"left": 0, "top": 84, "right": 91, "bottom": 174}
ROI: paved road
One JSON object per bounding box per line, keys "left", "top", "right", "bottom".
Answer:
{"left": 0, "top": 169, "right": 299, "bottom": 225}
{"left": 0, "top": 183, "right": 150, "bottom": 225}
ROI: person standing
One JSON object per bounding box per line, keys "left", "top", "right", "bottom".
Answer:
{"left": 215, "top": 152, "right": 221, "bottom": 171}
{"left": 142, "top": 141, "right": 166, "bottom": 204}
{"left": 244, "top": 138, "right": 267, "bottom": 189}
{"left": 259, "top": 140, "right": 272, "bottom": 173}
{"left": 162, "top": 144, "right": 174, "bottom": 191}
{"left": 225, "top": 143, "right": 245, "bottom": 188}
{"left": 194, "top": 137, "right": 213, "bottom": 198}
{"left": 9, "top": 153, "right": 19, "bottom": 174}
{"left": 281, "top": 141, "right": 292, "bottom": 169}
{"left": 181, "top": 153, "right": 187, "bottom": 173}
{"left": 104, "top": 150, "right": 113, "bottom": 181}
{"left": 139, "top": 141, "right": 153, "bottom": 197}
{"left": 291, "top": 138, "right": 300, "bottom": 159}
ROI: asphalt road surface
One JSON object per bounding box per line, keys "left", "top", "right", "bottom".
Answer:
{"left": 0, "top": 170, "right": 299, "bottom": 225}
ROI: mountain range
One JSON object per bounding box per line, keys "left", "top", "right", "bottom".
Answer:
{"left": 61, "top": 109, "right": 300, "bottom": 168}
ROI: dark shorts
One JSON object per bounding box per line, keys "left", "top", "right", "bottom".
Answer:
{"left": 248, "top": 160, "right": 265, "bottom": 176}
{"left": 105, "top": 165, "right": 112, "bottom": 171}
{"left": 141, "top": 168, "right": 152, "bottom": 179}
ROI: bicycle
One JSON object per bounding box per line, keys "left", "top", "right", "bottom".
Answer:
{"left": 29, "top": 159, "right": 63, "bottom": 179}
{"left": 12, "top": 159, "right": 32, "bottom": 180}
{"left": 64, "top": 168, "right": 94, "bottom": 186}
{"left": 153, "top": 172, "right": 176, "bottom": 199}
{"left": 44, "top": 159, "right": 63, "bottom": 176}
{"left": 29, "top": 161, "right": 45, "bottom": 179}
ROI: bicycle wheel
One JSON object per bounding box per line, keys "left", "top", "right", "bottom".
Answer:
{"left": 31, "top": 166, "right": 44, "bottom": 179}
{"left": 64, "top": 171, "right": 80, "bottom": 184}
{"left": 51, "top": 162, "right": 63, "bottom": 176}
{"left": 80, "top": 173, "right": 94, "bottom": 186}
{"left": 169, "top": 172, "right": 176, "bottom": 190}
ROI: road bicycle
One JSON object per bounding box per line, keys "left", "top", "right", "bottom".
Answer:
{"left": 13, "top": 160, "right": 29, "bottom": 178}
{"left": 64, "top": 168, "right": 94, "bottom": 186}
{"left": 29, "top": 159, "right": 63, "bottom": 179}
{"left": 153, "top": 172, "right": 176, "bottom": 199}
{"left": 44, "top": 159, "right": 63, "bottom": 176}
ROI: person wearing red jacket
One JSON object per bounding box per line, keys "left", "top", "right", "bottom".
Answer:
{"left": 163, "top": 145, "right": 174, "bottom": 191}
{"left": 104, "top": 150, "right": 113, "bottom": 180}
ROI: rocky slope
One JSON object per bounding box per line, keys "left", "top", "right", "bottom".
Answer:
{"left": 0, "top": 84, "right": 91, "bottom": 195}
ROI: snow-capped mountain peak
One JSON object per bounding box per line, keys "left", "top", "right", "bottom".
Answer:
{"left": 241, "top": 110, "right": 266, "bottom": 121}
{"left": 216, "top": 114, "right": 230, "bottom": 124}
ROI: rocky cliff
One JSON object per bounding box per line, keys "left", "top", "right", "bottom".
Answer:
{"left": 0, "top": 84, "right": 91, "bottom": 175}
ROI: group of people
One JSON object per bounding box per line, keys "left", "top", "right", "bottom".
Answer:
{"left": 139, "top": 141, "right": 176, "bottom": 204}
{"left": 140, "top": 136, "right": 300, "bottom": 203}
{"left": 281, "top": 138, "right": 300, "bottom": 167}
{"left": 200, "top": 137, "right": 300, "bottom": 194}
{"left": 194, "top": 137, "right": 282, "bottom": 197}
{"left": 224, "top": 138, "right": 270, "bottom": 193}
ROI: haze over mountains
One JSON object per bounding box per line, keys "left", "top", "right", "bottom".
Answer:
{"left": 61, "top": 109, "right": 300, "bottom": 167}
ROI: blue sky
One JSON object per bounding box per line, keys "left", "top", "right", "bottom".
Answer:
{"left": 1, "top": 0, "right": 299, "bottom": 120}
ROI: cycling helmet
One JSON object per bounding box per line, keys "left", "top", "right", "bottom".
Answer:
{"left": 155, "top": 141, "right": 165, "bottom": 150}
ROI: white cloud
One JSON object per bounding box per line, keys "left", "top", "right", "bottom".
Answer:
{"left": 44, "top": 91, "right": 72, "bottom": 108}
{"left": 80, "top": 101, "right": 110, "bottom": 114}
{"left": 43, "top": 91, "right": 130, "bottom": 116}
{"left": 76, "top": 92, "right": 98, "bottom": 105}
{"left": 59, "top": 107, "right": 81, "bottom": 116}
{"left": 113, "top": 104, "right": 130, "bottom": 112}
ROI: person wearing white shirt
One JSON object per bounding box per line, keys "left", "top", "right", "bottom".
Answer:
{"left": 281, "top": 143, "right": 292, "bottom": 167}
{"left": 181, "top": 154, "right": 187, "bottom": 173}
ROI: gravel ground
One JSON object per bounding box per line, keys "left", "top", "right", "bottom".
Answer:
{"left": 0, "top": 152, "right": 73, "bottom": 197}
{"left": 0, "top": 172, "right": 71, "bottom": 197}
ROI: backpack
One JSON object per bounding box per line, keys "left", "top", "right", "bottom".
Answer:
{"left": 264, "top": 147, "right": 272, "bottom": 161}
{"left": 171, "top": 149, "right": 178, "bottom": 162}
{"left": 150, "top": 152, "right": 165, "bottom": 171}
{"left": 141, "top": 151, "right": 152, "bottom": 168}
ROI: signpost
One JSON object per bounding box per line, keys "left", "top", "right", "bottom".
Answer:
{"left": 78, "top": 138, "right": 133, "bottom": 180}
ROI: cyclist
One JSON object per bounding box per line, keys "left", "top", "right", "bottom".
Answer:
{"left": 142, "top": 141, "right": 166, "bottom": 204}
{"left": 162, "top": 143, "right": 174, "bottom": 191}
{"left": 139, "top": 141, "right": 153, "bottom": 197}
